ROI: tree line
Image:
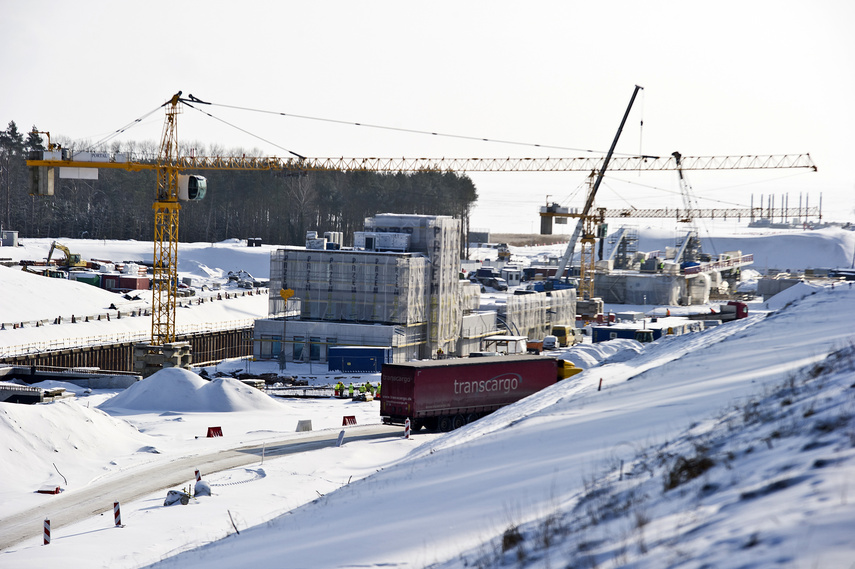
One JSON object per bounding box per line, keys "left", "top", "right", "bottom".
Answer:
{"left": 0, "top": 121, "right": 478, "bottom": 249}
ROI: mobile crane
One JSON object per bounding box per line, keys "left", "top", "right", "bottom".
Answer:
{"left": 537, "top": 86, "right": 817, "bottom": 299}
{"left": 25, "top": 90, "right": 817, "bottom": 355}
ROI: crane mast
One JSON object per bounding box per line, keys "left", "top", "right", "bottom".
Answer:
{"left": 151, "top": 92, "right": 183, "bottom": 345}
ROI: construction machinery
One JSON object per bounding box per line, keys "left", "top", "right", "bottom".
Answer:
{"left": 47, "top": 241, "right": 87, "bottom": 268}
{"left": 538, "top": 85, "right": 645, "bottom": 300}
{"left": 497, "top": 243, "right": 511, "bottom": 261}
{"left": 670, "top": 150, "right": 702, "bottom": 263}
{"left": 539, "top": 152, "right": 819, "bottom": 298}
{"left": 26, "top": 90, "right": 817, "bottom": 354}
{"left": 539, "top": 140, "right": 817, "bottom": 299}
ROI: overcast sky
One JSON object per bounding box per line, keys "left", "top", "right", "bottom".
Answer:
{"left": 3, "top": 0, "right": 853, "bottom": 234}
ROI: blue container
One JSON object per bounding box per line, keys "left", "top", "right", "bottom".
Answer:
{"left": 327, "top": 346, "right": 391, "bottom": 373}
{"left": 591, "top": 325, "right": 664, "bottom": 343}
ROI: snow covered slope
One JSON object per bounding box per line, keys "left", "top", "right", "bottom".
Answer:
{"left": 1, "top": 228, "right": 854, "bottom": 568}
{"left": 139, "top": 285, "right": 855, "bottom": 569}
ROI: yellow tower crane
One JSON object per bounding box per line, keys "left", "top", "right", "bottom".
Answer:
{"left": 26, "top": 91, "right": 818, "bottom": 350}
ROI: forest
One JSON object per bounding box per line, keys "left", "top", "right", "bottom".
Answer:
{"left": 0, "top": 121, "right": 478, "bottom": 248}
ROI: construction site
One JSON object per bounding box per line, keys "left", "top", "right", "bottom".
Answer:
{"left": 16, "top": 88, "right": 821, "bottom": 374}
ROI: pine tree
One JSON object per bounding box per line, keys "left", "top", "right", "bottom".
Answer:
{"left": 25, "top": 127, "right": 45, "bottom": 151}
{"left": 1, "top": 121, "right": 26, "bottom": 229}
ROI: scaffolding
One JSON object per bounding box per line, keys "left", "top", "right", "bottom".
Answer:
{"left": 460, "top": 281, "right": 482, "bottom": 313}
{"left": 502, "top": 289, "right": 576, "bottom": 340}
{"left": 268, "top": 249, "right": 430, "bottom": 325}
{"left": 366, "top": 214, "right": 462, "bottom": 356}
{"left": 265, "top": 214, "right": 465, "bottom": 360}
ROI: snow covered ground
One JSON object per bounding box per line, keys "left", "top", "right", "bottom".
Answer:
{"left": 1, "top": 226, "right": 854, "bottom": 568}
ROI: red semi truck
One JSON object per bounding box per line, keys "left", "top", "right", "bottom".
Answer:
{"left": 380, "top": 355, "right": 568, "bottom": 432}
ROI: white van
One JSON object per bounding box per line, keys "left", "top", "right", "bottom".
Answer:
{"left": 542, "top": 335, "right": 558, "bottom": 350}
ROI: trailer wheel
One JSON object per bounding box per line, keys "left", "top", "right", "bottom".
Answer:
{"left": 437, "top": 415, "right": 453, "bottom": 432}
{"left": 466, "top": 413, "right": 479, "bottom": 424}
{"left": 452, "top": 414, "right": 466, "bottom": 430}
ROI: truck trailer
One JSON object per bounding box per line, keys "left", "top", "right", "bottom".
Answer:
{"left": 380, "top": 355, "right": 577, "bottom": 432}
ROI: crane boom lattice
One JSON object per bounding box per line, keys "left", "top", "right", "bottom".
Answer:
{"left": 151, "top": 93, "right": 183, "bottom": 345}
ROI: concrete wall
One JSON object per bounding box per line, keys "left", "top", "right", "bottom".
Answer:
{"left": 758, "top": 277, "right": 802, "bottom": 299}
{"left": 596, "top": 273, "right": 684, "bottom": 305}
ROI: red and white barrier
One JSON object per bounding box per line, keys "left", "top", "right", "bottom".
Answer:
{"left": 43, "top": 519, "right": 50, "bottom": 545}
{"left": 404, "top": 418, "right": 411, "bottom": 439}
{"left": 195, "top": 469, "right": 201, "bottom": 482}
{"left": 114, "top": 501, "right": 122, "bottom": 526}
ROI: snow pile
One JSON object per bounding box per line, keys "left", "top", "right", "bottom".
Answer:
{"left": 0, "top": 399, "right": 151, "bottom": 493}
{"left": 99, "top": 368, "right": 282, "bottom": 413}
{"left": 558, "top": 337, "right": 643, "bottom": 369}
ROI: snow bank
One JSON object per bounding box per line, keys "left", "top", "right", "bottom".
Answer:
{"left": 2, "top": 238, "right": 275, "bottom": 281}
{"left": 0, "top": 399, "right": 150, "bottom": 493}
{"left": 557, "top": 338, "right": 643, "bottom": 369}
{"left": 0, "top": 265, "right": 132, "bottom": 323}
{"left": 99, "top": 368, "right": 282, "bottom": 413}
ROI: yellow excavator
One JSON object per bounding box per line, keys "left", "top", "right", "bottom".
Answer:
{"left": 47, "top": 241, "right": 87, "bottom": 268}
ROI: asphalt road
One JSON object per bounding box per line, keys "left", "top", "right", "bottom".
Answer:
{"left": 0, "top": 424, "right": 401, "bottom": 551}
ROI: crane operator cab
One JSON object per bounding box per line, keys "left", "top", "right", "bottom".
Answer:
{"left": 178, "top": 174, "right": 207, "bottom": 201}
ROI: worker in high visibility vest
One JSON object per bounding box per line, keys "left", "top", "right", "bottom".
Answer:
{"left": 376, "top": 383, "right": 381, "bottom": 398}
{"left": 358, "top": 383, "right": 366, "bottom": 394}
{"left": 348, "top": 383, "right": 354, "bottom": 397}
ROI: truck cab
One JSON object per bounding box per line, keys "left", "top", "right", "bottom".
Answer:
{"left": 557, "top": 359, "right": 584, "bottom": 379}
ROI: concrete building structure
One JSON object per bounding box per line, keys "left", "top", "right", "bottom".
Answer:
{"left": 254, "top": 214, "right": 517, "bottom": 364}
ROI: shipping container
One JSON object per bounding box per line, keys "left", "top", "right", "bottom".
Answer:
{"left": 70, "top": 271, "right": 101, "bottom": 287}
{"left": 118, "top": 275, "right": 150, "bottom": 291}
{"left": 380, "top": 355, "right": 560, "bottom": 432}
{"left": 328, "top": 346, "right": 391, "bottom": 373}
{"left": 101, "top": 274, "right": 121, "bottom": 291}
{"left": 592, "top": 326, "right": 664, "bottom": 343}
